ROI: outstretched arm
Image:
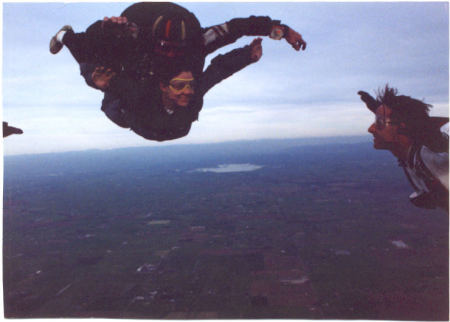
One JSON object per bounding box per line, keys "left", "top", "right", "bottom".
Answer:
{"left": 202, "top": 16, "right": 306, "bottom": 54}
{"left": 200, "top": 38, "right": 263, "bottom": 96}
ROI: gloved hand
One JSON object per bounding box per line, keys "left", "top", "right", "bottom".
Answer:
{"left": 3, "top": 122, "right": 23, "bottom": 137}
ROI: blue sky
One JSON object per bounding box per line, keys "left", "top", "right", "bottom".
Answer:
{"left": 2, "top": 2, "right": 449, "bottom": 155}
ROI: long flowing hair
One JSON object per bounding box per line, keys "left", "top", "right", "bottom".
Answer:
{"left": 376, "top": 85, "right": 433, "bottom": 146}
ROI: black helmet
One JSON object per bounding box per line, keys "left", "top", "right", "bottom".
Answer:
{"left": 152, "top": 12, "right": 201, "bottom": 43}
{"left": 121, "top": 2, "right": 201, "bottom": 44}
{"left": 151, "top": 12, "right": 202, "bottom": 58}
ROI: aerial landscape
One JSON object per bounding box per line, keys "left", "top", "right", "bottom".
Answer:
{"left": 3, "top": 137, "right": 448, "bottom": 319}
{"left": 2, "top": 2, "right": 448, "bottom": 320}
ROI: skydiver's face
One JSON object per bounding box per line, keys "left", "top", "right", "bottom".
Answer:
{"left": 368, "top": 104, "right": 402, "bottom": 150}
{"left": 160, "top": 71, "right": 195, "bottom": 109}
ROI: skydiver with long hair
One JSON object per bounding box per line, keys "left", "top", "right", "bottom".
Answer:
{"left": 359, "top": 86, "right": 448, "bottom": 212}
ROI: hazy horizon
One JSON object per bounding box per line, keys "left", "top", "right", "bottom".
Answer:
{"left": 3, "top": 135, "right": 372, "bottom": 157}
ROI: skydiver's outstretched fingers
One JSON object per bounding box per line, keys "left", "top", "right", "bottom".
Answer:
{"left": 107, "top": 16, "right": 127, "bottom": 25}
{"left": 116, "top": 16, "right": 128, "bottom": 24}
{"left": 250, "top": 37, "right": 263, "bottom": 62}
{"left": 102, "top": 16, "right": 127, "bottom": 25}
{"left": 299, "top": 37, "right": 307, "bottom": 51}
{"left": 285, "top": 27, "right": 306, "bottom": 51}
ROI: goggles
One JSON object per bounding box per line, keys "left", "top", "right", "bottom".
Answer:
{"left": 374, "top": 105, "right": 398, "bottom": 130}
{"left": 169, "top": 77, "right": 195, "bottom": 94}
{"left": 154, "top": 40, "right": 186, "bottom": 58}
{"left": 375, "top": 113, "right": 398, "bottom": 130}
